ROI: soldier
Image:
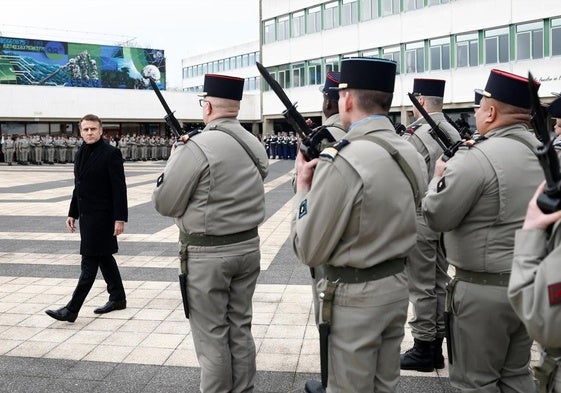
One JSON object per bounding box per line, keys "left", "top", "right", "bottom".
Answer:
{"left": 150, "top": 136, "right": 159, "bottom": 160}
{"left": 292, "top": 57, "right": 427, "bottom": 393}
{"left": 400, "top": 78, "right": 461, "bottom": 372}
{"left": 422, "top": 69, "right": 542, "bottom": 392}
{"left": 263, "top": 133, "right": 271, "bottom": 158}
{"left": 2, "top": 135, "right": 15, "bottom": 165}
{"left": 549, "top": 94, "right": 561, "bottom": 157}
{"left": 119, "top": 134, "right": 129, "bottom": 161}
{"left": 30, "top": 135, "right": 44, "bottom": 165}
{"left": 68, "top": 135, "right": 79, "bottom": 163}
{"left": 129, "top": 134, "right": 138, "bottom": 161}
{"left": 17, "top": 135, "right": 30, "bottom": 165}
{"left": 44, "top": 135, "right": 55, "bottom": 164}
{"left": 152, "top": 74, "right": 268, "bottom": 393}
{"left": 139, "top": 134, "right": 148, "bottom": 161}
{"left": 270, "top": 132, "right": 278, "bottom": 159}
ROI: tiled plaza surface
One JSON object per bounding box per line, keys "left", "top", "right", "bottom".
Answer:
{"left": 0, "top": 159, "right": 536, "bottom": 392}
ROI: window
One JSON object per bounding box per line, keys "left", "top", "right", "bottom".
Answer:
{"left": 307, "top": 6, "right": 322, "bottom": 34}
{"left": 263, "top": 69, "right": 275, "bottom": 91}
{"left": 516, "top": 21, "right": 544, "bottom": 60}
{"left": 552, "top": 18, "right": 561, "bottom": 56}
{"left": 360, "top": 0, "right": 377, "bottom": 21}
{"left": 236, "top": 55, "right": 242, "bottom": 68}
{"left": 325, "top": 56, "right": 340, "bottom": 73}
{"left": 362, "top": 49, "right": 380, "bottom": 57}
{"left": 405, "top": 41, "right": 425, "bottom": 73}
{"left": 264, "top": 19, "right": 275, "bottom": 44}
{"left": 430, "top": 37, "right": 451, "bottom": 70}
{"left": 382, "top": 46, "right": 401, "bottom": 74}
{"left": 342, "top": 0, "right": 359, "bottom": 26}
{"left": 381, "top": 0, "right": 400, "bottom": 16}
{"left": 308, "top": 59, "right": 322, "bottom": 86}
{"left": 292, "top": 63, "right": 305, "bottom": 87}
{"left": 428, "top": 0, "right": 449, "bottom": 4}
{"left": 277, "top": 15, "right": 290, "bottom": 41}
{"left": 292, "top": 11, "right": 305, "bottom": 37}
{"left": 456, "top": 33, "right": 479, "bottom": 67}
{"left": 484, "top": 27, "right": 509, "bottom": 64}
{"left": 278, "top": 65, "right": 291, "bottom": 88}
{"left": 404, "top": 0, "right": 424, "bottom": 12}
{"left": 324, "top": 2, "right": 339, "bottom": 30}
{"left": 248, "top": 52, "right": 256, "bottom": 66}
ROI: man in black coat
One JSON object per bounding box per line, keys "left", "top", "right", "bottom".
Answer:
{"left": 46, "top": 114, "right": 128, "bottom": 322}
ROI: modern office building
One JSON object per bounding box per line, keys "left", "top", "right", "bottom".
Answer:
{"left": 258, "top": 0, "right": 561, "bottom": 134}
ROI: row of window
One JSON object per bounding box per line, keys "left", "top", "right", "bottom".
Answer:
{"left": 261, "top": 18, "right": 561, "bottom": 91}
{"left": 182, "top": 51, "right": 260, "bottom": 79}
{"left": 264, "top": 0, "right": 450, "bottom": 43}
{"left": 184, "top": 76, "right": 261, "bottom": 93}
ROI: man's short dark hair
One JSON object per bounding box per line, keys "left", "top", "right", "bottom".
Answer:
{"left": 352, "top": 89, "right": 394, "bottom": 113}
{"left": 80, "top": 114, "right": 102, "bottom": 128}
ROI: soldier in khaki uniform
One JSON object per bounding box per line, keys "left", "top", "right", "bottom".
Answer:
{"left": 400, "top": 78, "right": 461, "bottom": 372}
{"left": 292, "top": 58, "right": 427, "bottom": 393}
{"left": 152, "top": 74, "right": 268, "bottom": 393}
{"left": 509, "top": 181, "right": 561, "bottom": 393}
{"left": 422, "top": 69, "right": 542, "bottom": 393}
{"left": 2, "top": 135, "right": 15, "bottom": 165}
{"left": 509, "top": 95, "right": 561, "bottom": 393}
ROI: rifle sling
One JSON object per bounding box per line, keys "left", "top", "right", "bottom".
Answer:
{"left": 209, "top": 125, "right": 267, "bottom": 179}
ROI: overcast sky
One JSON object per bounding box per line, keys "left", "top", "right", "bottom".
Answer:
{"left": 1, "top": 0, "right": 260, "bottom": 88}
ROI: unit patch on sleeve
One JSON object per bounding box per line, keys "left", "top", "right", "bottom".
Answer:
{"left": 548, "top": 282, "right": 561, "bottom": 306}
{"left": 436, "top": 177, "right": 446, "bottom": 193}
{"left": 298, "top": 199, "right": 308, "bottom": 219}
{"left": 156, "top": 173, "right": 164, "bottom": 187}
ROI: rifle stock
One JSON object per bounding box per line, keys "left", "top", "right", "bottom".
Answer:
{"left": 146, "top": 76, "right": 185, "bottom": 139}
{"left": 528, "top": 72, "right": 561, "bottom": 213}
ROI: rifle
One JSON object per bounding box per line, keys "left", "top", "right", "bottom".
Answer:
{"left": 256, "top": 62, "right": 335, "bottom": 159}
{"left": 144, "top": 75, "right": 185, "bottom": 139}
{"left": 408, "top": 93, "right": 463, "bottom": 162}
{"left": 527, "top": 72, "right": 561, "bottom": 213}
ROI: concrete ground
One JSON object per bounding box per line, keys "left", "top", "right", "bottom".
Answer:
{"left": 0, "top": 158, "right": 536, "bottom": 392}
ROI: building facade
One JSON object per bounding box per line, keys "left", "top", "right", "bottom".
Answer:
{"left": 259, "top": 0, "right": 561, "bottom": 134}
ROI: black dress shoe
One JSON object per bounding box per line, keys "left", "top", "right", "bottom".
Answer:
{"left": 304, "top": 379, "right": 326, "bottom": 393}
{"left": 45, "top": 307, "right": 78, "bottom": 323}
{"left": 94, "top": 300, "right": 126, "bottom": 314}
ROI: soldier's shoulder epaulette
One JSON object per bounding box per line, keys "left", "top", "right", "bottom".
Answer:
{"left": 319, "top": 139, "right": 350, "bottom": 161}
{"left": 405, "top": 124, "right": 421, "bottom": 135}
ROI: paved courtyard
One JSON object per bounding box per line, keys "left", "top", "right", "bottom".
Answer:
{"left": 0, "top": 158, "right": 535, "bottom": 392}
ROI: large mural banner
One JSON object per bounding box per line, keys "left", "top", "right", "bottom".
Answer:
{"left": 0, "top": 36, "right": 166, "bottom": 90}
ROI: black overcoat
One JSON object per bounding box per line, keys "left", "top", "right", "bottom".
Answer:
{"left": 69, "top": 139, "right": 128, "bottom": 256}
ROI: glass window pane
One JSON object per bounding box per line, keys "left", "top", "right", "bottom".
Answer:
{"left": 430, "top": 47, "right": 441, "bottom": 70}
{"left": 416, "top": 48, "right": 424, "bottom": 72}
{"left": 457, "top": 43, "right": 468, "bottom": 67}
{"left": 308, "top": 7, "right": 321, "bottom": 33}
{"left": 552, "top": 27, "right": 561, "bottom": 56}
{"left": 517, "top": 32, "right": 531, "bottom": 60}
{"left": 442, "top": 45, "right": 450, "bottom": 69}
{"left": 469, "top": 41, "right": 478, "bottom": 66}
{"left": 485, "top": 37, "right": 498, "bottom": 64}
{"left": 498, "top": 34, "right": 509, "bottom": 63}
{"left": 532, "top": 30, "right": 544, "bottom": 59}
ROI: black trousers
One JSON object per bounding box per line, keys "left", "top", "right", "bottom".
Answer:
{"left": 66, "top": 254, "right": 126, "bottom": 313}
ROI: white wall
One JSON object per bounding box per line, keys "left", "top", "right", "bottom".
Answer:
{"left": 0, "top": 84, "right": 261, "bottom": 123}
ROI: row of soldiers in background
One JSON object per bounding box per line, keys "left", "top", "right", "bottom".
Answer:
{"left": 117, "top": 134, "right": 175, "bottom": 162}
{"left": 1, "top": 135, "right": 81, "bottom": 165}
{"left": 263, "top": 131, "right": 298, "bottom": 159}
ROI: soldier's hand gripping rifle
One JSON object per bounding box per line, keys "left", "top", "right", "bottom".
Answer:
{"left": 143, "top": 72, "right": 185, "bottom": 139}
{"left": 528, "top": 72, "right": 561, "bottom": 213}
{"left": 408, "top": 93, "right": 463, "bottom": 162}
{"left": 256, "top": 62, "right": 335, "bottom": 160}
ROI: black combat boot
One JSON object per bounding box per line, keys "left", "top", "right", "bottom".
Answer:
{"left": 304, "top": 379, "right": 326, "bottom": 393}
{"left": 433, "top": 336, "right": 445, "bottom": 369}
{"left": 400, "top": 338, "right": 435, "bottom": 372}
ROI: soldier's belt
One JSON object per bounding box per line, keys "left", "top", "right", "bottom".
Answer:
{"left": 180, "top": 227, "right": 258, "bottom": 247}
{"left": 315, "top": 258, "right": 406, "bottom": 284}
{"left": 454, "top": 267, "right": 510, "bottom": 287}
